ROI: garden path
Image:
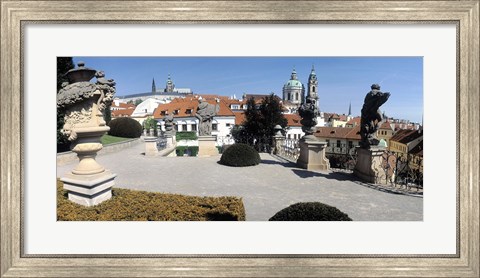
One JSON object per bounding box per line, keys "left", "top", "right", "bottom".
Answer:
{"left": 56, "top": 141, "right": 423, "bottom": 221}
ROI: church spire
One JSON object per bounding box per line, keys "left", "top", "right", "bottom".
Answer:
{"left": 348, "top": 102, "right": 351, "bottom": 116}
{"left": 152, "top": 78, "right": 156, "bottom": 93}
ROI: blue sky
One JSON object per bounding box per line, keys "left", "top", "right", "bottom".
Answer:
{"left": 72, "top": 57, "right": 423, "bottom": 123}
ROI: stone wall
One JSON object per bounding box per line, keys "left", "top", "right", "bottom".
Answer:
{"left": 57, "top": 138, "right": 141, "bottom": 166}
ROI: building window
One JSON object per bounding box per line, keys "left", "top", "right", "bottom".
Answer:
{"left": 336, "top": 140, "right": 341, "bottom": 148}
{"left": 348, "top": 141, "right": 353, "bottom": 149}
{"left": 173, "top": 110, "right": 179, "bottom": 115}
{"left": 191, "top": 124, "right": 197, "bottom": 131}
{"left": 182, "top": 124, "right": 187, "bottom": 131}
{"left": 174, "top": 125, "right": 178, "bottom": 131}
{"left": 326, "top": 139, "right": 330, "bottom": 147}
{"left": 226, "top": 123, "right": 231, "bottom": 127}
{"left": 161, "top": 111, "right": 166, "bottom": 116}
{"left": 186, "top": 109, "right": 192, "bottom": 114}
{"left": 212, "top": 124, "right": 218, "bottom": 131}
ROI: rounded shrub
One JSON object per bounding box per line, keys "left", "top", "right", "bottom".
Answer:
{"left": 269, "top": 202, "right": 352, "bottom": 221}
{"left": 108, "top": 117, "right": 142, "bottom": 138}
{"left": 220, "top": 143, "right": 260, "bottom": 167}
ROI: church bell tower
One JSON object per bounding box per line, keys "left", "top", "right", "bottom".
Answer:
{"left": 307, "top": 65, "right": 318, "bottom": 100}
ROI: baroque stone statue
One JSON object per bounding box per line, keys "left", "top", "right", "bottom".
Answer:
{"left": 164, "top": 114, "right": 175, "bottom": 136}
{"left": 360, "top": 84, "right": 390, "bottom": 148}
{"left": 298, "top": 94, "right": 319, "bottom": 138}
{"left": 57, "top": 62, "right": 116, "bottom": 206}
{"left": 195, "top": 98, "right": 220, "bottom": 136}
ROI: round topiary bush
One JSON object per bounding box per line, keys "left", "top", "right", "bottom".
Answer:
{"left": 220, "top": 143, "right": 260, "bottom": 167}
{"left": 108, "top": 117, "right": 143, "bottom": 138}
{"left": 269, "top": 202, "right": 352, "bottom": 221}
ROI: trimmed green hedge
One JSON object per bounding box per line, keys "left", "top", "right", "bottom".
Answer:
{"left": 176, "top": 146, "right": 199, "bottom": 156}
{"left": 269, "top": 202, "right": 352, "bottom": 221}
{"left": 57, "top": 180, "right": 246, "bottom": 221}
{"left": 108, "top": 117, "right": 142, "bottom": 138}
{"left": 219, "top": 143, "right": 260, "bottom": 167}
{"left": 176, "top": 131, "right": 198, "bottom": 141}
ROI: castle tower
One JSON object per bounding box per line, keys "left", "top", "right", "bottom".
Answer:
{"left": 152, "top": 78, "right": 156, "bottom": 93}
{"left": 165, "top": 74, "right": 175, "bottom": 93}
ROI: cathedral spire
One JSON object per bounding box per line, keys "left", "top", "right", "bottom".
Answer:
{"left": 152, "top": 78, "right": 156, "bottom": 93}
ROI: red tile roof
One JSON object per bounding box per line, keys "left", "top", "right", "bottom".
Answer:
{"left": 314, "top": 126, "right": 360, "bottom": 140}
{"left": 112, "top": 108, "right": 135, "bottom": 117}
{"left": 390, "top": 129, "right": 423, "bottom": 144}
{"left": 379, "top": 121, "right": 393, "bottom": 130}
{"left": 234, "top": 112, "right": 246, "bottom": 125}
{"left": 112, "top": 102, "right": 136, "bottom": 109}
{"left": 346, "top": 117, "right": 361, "bottom": 126}
{"left": 152, "top": 96, "right": 234, "bottom": 119}
{"left": 345, "top": 126, "right": 361, "bottom": 140}
{"left": 284, "top": 114, "right": 302, "bottom": 127}
{"left": 324, "top": 112, "right": 348, "bottom": 122}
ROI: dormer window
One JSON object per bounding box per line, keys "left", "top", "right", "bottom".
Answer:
{"left": 161, "top": 111, "right": 166, "bottom": 116}
{"left": 173, "top": 110, "right": 179, "bottom": 115}
{"left": 186, "top": 109, "right": 192, "bottom": 114}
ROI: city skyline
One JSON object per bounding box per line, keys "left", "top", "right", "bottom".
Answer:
{"left": 72, "top": 57, "right": 423, "bottom": 123}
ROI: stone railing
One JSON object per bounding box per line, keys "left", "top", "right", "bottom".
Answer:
{"left": 157, "top": 137, "right": 167, "bottom": 151}
{"left": 273, "top": 137, "right": 300, "bottom": 162}
{"left": 216, "top": 135, "right": 235, "bottom": 146}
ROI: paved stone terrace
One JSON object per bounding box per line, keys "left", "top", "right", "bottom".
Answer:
{"left": 56, "top": 142, "right": 423, "bottom": 221}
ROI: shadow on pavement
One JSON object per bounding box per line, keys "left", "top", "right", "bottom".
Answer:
{"left": 291, "top": 169, "right": 356, "bottom": 181}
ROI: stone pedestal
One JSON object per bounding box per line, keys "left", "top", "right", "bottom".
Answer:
{"left": 354, "top": 146, "right": 388, "bottom": 184}
{"left": 166, "top": 134, "right": 175, "bottom": 148}
{"left": 296, "top": 136, "right": 330, "bottom": 171}
{"left": 272, "top": 135, "right": 285, "bottom": 155}
{"left": 60, "top": 126, "right": 116, "bottom": 206}
{"left": 144, "top": 136, "right": 158, "bottom": 156}
{"left": 61, "top": 171, "right": 116, "bottom": 206}
{"left": 197, "top": 136, "right": 218, "bottom": 157}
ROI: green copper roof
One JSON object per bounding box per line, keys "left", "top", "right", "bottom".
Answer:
{"left": 284, "top": 80, "right": 303, "bottom": 88}
{"left": 378, "top": 139, "right": 388, "bottom": 148}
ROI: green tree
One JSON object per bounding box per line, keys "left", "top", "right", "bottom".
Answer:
{"left": 57, "top": 57, "right": 74, "bottom": 152}
{"left": 259, "top": 93, "right": 288, "bottom": 138}
{"left": 234, "top": 94, "right": 287, "bottom": 152}
{"left": 134, "top": 98, "right": 143, "bottom": 106}
{"left": 143, "top": 117, "right": 158, "bottom": 136}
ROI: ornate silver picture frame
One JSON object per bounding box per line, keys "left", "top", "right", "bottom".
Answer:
{"left": 1, "top": 1, "right": 478, "bottom": 277}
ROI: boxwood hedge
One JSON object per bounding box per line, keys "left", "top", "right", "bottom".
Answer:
{"left": 219, "top": 143, "right": 260, "bottom": 167}
{"left": 108, "top": 117, "right": 142, "bottom": 138}
{"left": 269, "top": 202, "right": 352, "bottom": 221}
{"left": 57, "top": 180, "right": 245, "bottom": 221}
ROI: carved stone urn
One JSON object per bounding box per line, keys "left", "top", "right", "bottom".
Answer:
{"left": 58, "top": 62, "right": 116, "bottom": 206}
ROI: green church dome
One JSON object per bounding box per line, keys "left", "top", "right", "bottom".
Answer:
{"left": 284, "top": 80, "right": 303, "bottom": 88}
{"left": 284, "top": 68, "right": 303, "bottom": 89}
